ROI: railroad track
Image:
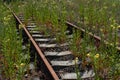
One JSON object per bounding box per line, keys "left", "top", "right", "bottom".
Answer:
{"left": 5, "top": 4, "right": 120, "bottom": 80}
{"left": 16, "top": 14, "right": 95, "bottom": 80}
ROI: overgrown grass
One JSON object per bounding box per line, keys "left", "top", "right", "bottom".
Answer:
{"left": 7, "top": 0, "right": 120, "bottom": 79}
{"left": 0, "top": 2, "right": 30, "bottom": 80}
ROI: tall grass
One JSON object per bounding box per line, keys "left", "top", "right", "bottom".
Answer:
{"left": 0, "top": 3, "right": 29, "bottom": 80}
{"left": 8, "top": 0, "right": 120, "bottom": 79}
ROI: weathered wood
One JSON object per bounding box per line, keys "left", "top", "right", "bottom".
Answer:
{"left": 27, "top": 25, "right": 36, "bottom": 28}
{"left": 32, "top": 34, "right": 44, "bottom": 37}
{"left": 39, "top": 43, "right": 69, "bottom": 48}
{"left": 51, "top": 60, "right": 81, "bottom": 66}
{"left": 44, "top": 51, "right": 71, "bottom": 56}
{"left": 35, "top": 38, "right": 56, "bottom": 42}
{"left": 60, "top": 70, "right": 95, "bottom": 79}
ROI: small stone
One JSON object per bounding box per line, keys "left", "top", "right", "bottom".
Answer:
{"left": 29, "top": 62, "right": 35, "bottom": 70}
{"left": 31, "top": 76, "right": 40, "bottom": 80}
{"left": 24, "top": 74, "right": 29, "bottom": 78}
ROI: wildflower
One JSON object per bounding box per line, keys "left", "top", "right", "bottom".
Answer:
{"left": 20, "top": 63, "right": 25, "bottom": 67}
{"left": 110, "top": 25, "right": 114, "bottom": 27}
{"left": 117, "top": 25, "right": 120, "bottom": 29}
{"left": 113, "top": 26, "right": 115, "bottom": 29}
{"left": 110, "top": 25, "right": 116, "bottom": 29}
{"left": 93, "top": 26, "right": 95, "bottom": 28}
{"left": 19, "top": 24, "right": 23, "bottom": 29}
{"left": 94, "top": 54, "right": 99, "bottom": 58}
{"left": 86, "top": 53, "right": 90, "bottom": 57}
{"left": 100, "top": 28, "right": 103, "bottom": 32}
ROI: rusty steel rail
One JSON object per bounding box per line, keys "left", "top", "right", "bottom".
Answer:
{"left": 66, "top": 21, "right": 101, "bottom": 40}
{"left": 5, "top": 4, "right": 59, "bottom": 80}
{"left": 13, "top": 11, "right": 59, "bottom": 80}
{"left": 66, "top": 21, "right": 120, "bottom": 51}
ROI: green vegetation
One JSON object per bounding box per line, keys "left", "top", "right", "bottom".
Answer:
{"left": 1, "top": 0, "right": 120, "bottom": 79}
{"left": 0, "top": 2, "right": 29, "bottom": 80}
